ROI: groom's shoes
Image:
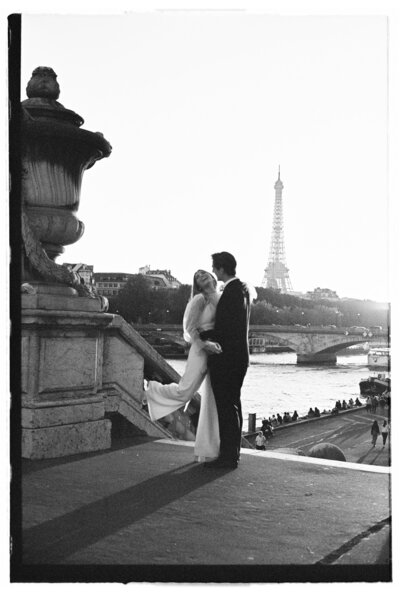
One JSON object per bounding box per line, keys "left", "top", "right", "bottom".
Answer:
{"left": 204, "top": 457, "right": 238, "bottom": 470}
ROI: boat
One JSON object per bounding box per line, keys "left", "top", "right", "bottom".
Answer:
{"left": 359, "top": 373, "right": 390, "bottom": 396}
{"left": 367, "top": 347, "right": 390, "bottom": 370}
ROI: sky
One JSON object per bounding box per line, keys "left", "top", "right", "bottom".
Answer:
{"left": 18, "top": 9, "right": 391, "bottom": 302}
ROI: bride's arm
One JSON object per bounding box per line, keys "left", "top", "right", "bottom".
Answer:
{"left": 182, "top": 294, "right": 207, "bottom": 345}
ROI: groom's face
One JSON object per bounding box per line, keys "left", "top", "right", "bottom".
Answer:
{"left": 212, "top": 264, "right": 224, "bottom": 281}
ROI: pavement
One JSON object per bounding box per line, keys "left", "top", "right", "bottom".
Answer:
{"left": 13, "top": 430, "right": 391, "bottom": 583}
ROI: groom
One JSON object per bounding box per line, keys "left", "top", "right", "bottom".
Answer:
{"left": 201, "top": 252, "right": 251, "bottom": 469}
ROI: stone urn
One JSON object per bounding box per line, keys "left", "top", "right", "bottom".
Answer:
{"left": 21, "top": 66, "right": 112, "bottom": 288}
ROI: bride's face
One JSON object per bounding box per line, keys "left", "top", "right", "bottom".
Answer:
{"left": 195, "top": 271, "right": 215, "bottom": 291}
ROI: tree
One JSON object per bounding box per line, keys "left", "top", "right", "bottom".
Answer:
{"left": 110, "top": 274, "right": 153, "bottom": 323}
{"left": 164, "top": 285, "right": 192, "bottom": 324}
{"left": 107, "top": 276, "right": 192, "bottom": 325}
{"left": 108, "top": 278, "right": 389, "bottom": 328}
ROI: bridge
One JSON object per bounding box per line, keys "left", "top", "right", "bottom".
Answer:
{"left": 134, "top": 324, "right": 389, "bottom": 365}
{"left": 248, "top": 325, "right": 388, "bottom": 364}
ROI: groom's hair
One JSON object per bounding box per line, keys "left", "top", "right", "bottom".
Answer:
{"left": 211, "top": 252, "right": 236, "bottom": 276}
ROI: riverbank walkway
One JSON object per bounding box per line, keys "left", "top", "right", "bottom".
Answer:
{"left": 14, "top": 411, "right": 391, "bottom": 582}
{"left": 247, "top": 406, "right": 391, "bottom": 467}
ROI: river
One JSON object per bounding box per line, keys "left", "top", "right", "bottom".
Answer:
{"left": 167, "top": 352, "right": 370, "bottom": 423}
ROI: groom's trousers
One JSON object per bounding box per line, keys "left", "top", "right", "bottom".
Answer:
{"left": 209, "top": 359, "right": 248, "bottom": 463}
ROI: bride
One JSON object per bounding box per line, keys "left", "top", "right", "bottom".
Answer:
{"left": 145, "top": 270, "right": 221, "bottom": 460}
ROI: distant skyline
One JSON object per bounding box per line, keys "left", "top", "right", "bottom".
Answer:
{"left": 20, "top": 11, "right": 390, "bottom": 302}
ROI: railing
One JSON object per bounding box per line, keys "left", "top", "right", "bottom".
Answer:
{"left": 103, "top": 380, "right": 175, "bottom": 439}
{"left": 110, "top": 315, "right": 201, "bottom": 429}
{"left": 136, "top": 323, "right": 388, "bottom": 337}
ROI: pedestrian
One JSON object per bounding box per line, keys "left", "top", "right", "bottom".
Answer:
{"left": 261, "top": 419, "right": 273, "bottom": 439}
{"left": 292, "top": 410, "right": 299, "bottom": 422}
{"left": 264, "top": 423, "right": 273, "bottom": 439}
{"left": 371, "top": 396, "right": 378, "bottom": 413}
{"left": 378, "top": 396, "right": 386, "bottom": 411}
{"left": 255, "top": 431, "right": 267, "bottom": 450}
{"left": 371, "top": 420, "right": 380, "bottom": 447}
{"left": 366, "top": 396, "right": 372, "bottom": 413}
{"left": 314, "top": 407, "right": 320, "bottom": 417}
{"left": 381, "top": 420, "right": 390, "bottom": 447}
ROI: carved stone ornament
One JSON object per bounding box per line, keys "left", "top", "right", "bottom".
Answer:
{"left": 21, "top": 66, "right": 112, "bottom": 303}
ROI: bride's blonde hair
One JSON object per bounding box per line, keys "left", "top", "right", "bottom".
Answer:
{"left": 191, "top": 269, "right": 217, "bottom": 298}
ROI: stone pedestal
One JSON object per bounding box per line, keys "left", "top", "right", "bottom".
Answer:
{"left": 22, "top": 410, "right": 111, "bottom": 460}
{"left": 21, "top": 292, "right": 197, "bottom": 458}
{"left": 21, "top": 295, "right": 114, "bottom": 459}
{"left": 18, "top": 68, "right": 117, "bottom": 459}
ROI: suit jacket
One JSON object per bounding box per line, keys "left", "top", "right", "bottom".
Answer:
{"left": 201, "top": 278, "right": 250, "bottom": 368}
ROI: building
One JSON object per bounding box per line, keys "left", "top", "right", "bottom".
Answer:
{"left": 93, "top": 266, "right": 182, "bottom": 298}
{"left": 63, "top": 263, "right": 94, "bottom": 286}
{"left": 93, "top": 272, "right": 134, "bottom": 297}
{"left": 306, "top": 287, "right": 339, "bottom": 301}
{"left": 139, "top": 265, "right": 182, "bottom": 289}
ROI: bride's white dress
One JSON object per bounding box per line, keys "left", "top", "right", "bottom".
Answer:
{"left": 146, "top": 293, "right": 220, "bottom": 460}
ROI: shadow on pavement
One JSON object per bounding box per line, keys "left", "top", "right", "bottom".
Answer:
{"left": 23, "top": 461, "right": 230, "bottom": 564}
{"left": 21, "top": 436, "right": 157, "bottom": 475}
{"left": 356, "top": 446, "right": 376, "bottom": 464}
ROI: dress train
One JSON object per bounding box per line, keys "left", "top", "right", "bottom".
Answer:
{"left": 146, "top": 343, "right": 220, "bottom": 460}
{"left": 147, "top": 342, "right": 207, "bottom": 421}
{"left": 193, "top": 373, "right": 220, "bottom": 460}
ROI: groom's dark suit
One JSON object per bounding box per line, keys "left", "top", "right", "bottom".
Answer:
{"left": 201, "top": 278, "right": 250, "bottom": 464}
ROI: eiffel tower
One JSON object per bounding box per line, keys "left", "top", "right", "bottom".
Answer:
{"left": 262, "top": 167, "right": 293, "bottom": 292}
